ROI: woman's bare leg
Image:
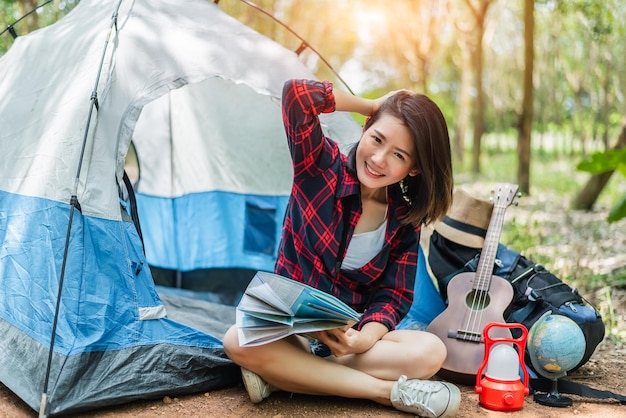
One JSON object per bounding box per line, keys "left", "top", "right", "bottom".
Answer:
{"left": 223, "top": 325, "right": 394, "bottom": 404}
{"left": 222, "top": 325, "right": 446, "bottom": 406}
{"left": 332, "top": 329, "right": 447, "bottom": 381}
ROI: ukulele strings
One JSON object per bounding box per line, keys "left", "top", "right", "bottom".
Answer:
{"left": 463, "top": 195, "right": 506, "bottom": 341}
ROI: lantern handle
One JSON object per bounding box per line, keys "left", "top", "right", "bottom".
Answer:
{"left": 475, "top": 322, "right": 530, "bottom": 395}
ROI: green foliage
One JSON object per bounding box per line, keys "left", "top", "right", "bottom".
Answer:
{"left": 577, "top": 148, "right": 626, "bottom": 222}
{"left": 0, "top": 0, "right": 79, "bottom": 55}
{"left": 608, "top": 193, "right": 626, "bottom": 223}
{"left": 577, "top": 148, "right": 626, "bottom": 174}
{"left": 557, "top": 0, "right": 615, "bottom": 39}
{"left": 0, "top": 1, "right": 18, "bottom": 54}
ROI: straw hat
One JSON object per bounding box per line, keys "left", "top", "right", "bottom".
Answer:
{"left": 433, "top": 188, "right": 493, "bottom": 249}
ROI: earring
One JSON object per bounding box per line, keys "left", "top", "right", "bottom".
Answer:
{"left": 400, "top": 179, "right": 412, "bottom": 205}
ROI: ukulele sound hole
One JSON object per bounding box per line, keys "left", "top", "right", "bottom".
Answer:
{"left": 465, "top": 290, "right": 490, "bottom": 310}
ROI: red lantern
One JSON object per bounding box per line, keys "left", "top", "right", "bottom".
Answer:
{"left": 475, "top": 323, "right": 529, "bottom": 412}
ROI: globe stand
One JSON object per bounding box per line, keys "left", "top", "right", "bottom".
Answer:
{"left": 533, "top": 378, "right": 573, "bottom": 407}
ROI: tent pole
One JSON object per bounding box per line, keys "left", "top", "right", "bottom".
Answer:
{"left": 237, "top": 0, "right": 355, "bottom": 96}
{"left": 38, "top": 1, "right": 124, "bottom": 416}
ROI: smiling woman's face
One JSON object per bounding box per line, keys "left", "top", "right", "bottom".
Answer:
{"left": 355, "top": 114, "right": 419, "bottom": 192}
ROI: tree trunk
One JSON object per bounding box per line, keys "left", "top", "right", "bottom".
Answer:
{"left": 573, "top": 121, "right": 626, "bottom": 210}
{"left": 17, "top": 0, "right": 40, "bottom": 34}
{"left": 471, "top": 27, "right": 485, "bottom": 174}
{"left": 469, "top": 0, "right": 492, "bottom": 174}
{"left": 517, "top": 0, "right": 535, "bottom": 195}
{"left": 453, "top": 45, "right": 473, "bottom": 164}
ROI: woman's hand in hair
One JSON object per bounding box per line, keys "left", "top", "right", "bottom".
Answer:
{"left": 371, "top": 89, "right": 413, "bottom": 114}
{"left": 333, "top": 85, "right": 412, "bottom": 117}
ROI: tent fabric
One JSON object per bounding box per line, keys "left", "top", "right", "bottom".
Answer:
{"left": 0, "top": 190, "right": 239, "bottom": 415}
{"left": 0, "top": 0, "right": 361, "bottom": 415}
{"left": 131, "top": 62, "right": 360, "bottom": 274}
{"left": 137, "top": 191, "right": 287, "bottom": 272}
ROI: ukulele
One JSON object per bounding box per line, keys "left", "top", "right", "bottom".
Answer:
{"left": 426, "top": 183, "right": 520, "bottom": 385}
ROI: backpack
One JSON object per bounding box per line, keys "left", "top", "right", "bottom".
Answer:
{"left": 428, "top": 230, "right": 605, "bottom": 375}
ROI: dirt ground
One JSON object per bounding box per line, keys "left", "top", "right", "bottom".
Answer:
{"left": 0, "top": 338, "right": 623, "bottom": 418}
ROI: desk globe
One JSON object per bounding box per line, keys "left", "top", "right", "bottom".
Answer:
{"left": 527, "top": 312, "right": 586, "bottom": 407}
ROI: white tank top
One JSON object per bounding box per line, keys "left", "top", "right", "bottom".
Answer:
{"left": 341, "top": 218, "right": 387, "bottom": 270}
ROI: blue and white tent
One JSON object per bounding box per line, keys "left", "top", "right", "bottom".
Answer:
{"left": 0, "top": 0, "right": 360, "bottom": 415}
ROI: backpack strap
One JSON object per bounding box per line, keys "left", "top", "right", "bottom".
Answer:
{"left": 531, "top": 378, "right": 626, "bottom": 405}
{"left": 437, "top": 252, "right": 481, "bottom": 297}
{"left": 439, "top": 243, "right": 515, "bottom": 292}
{"left": 508, "top": 299, "right": 542, "bottom": 324}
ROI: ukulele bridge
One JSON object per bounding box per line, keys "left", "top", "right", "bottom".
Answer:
{"left": 447, "top": 329, "right": 482, "bottom": 343}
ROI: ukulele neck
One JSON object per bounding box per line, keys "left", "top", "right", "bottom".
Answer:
{"left": 473, "top": 205, "right": 507, "bottom": 292}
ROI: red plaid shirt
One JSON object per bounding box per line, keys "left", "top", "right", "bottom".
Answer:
{"left": 276, "top": 79, "right": 419, "bottom": 330}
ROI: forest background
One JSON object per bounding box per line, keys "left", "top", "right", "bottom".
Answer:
{"left": 1, "top": 0, "right": 625, "bottom": 345}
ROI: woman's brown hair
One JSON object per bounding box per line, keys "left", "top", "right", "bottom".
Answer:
{"left": 353, "top": 91, "right": 453, "bottom": 226}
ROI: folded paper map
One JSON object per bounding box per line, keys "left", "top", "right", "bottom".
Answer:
{"left": 236, "top": 271, "right": 362, "bottom": 347}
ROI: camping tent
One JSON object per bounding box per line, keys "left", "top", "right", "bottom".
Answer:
{"left": 0, "top": 0, "right": 361, "bottom": 415}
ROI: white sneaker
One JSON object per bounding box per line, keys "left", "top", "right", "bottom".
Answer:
{"left": 240, "top": 367, "right": 277, "bottom": 403}
{"left": 390, "top": 375, "right": 460, "bottom": 417}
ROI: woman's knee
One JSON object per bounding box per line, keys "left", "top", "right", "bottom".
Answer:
{"left": 404, "top": 332, "right": 447, "bottom": 378}
{"left": 222, "top": 325, "right": 242, "bottom": 362}
{"left": 223, "top": 326, "right": 269, "bottom": 370}
{"left": 422, "top": 334, "right": 447, "bottom": 376}
{"left": 423, "top": 334, "right": 447, "bottom": 372}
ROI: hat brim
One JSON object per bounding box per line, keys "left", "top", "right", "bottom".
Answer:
{"left": 434, "top": 220, "right": 485, "bottom": 249}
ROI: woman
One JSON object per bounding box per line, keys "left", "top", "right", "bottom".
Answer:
{"left": 223, "top": 79, "right": 458, "bottom": 417}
